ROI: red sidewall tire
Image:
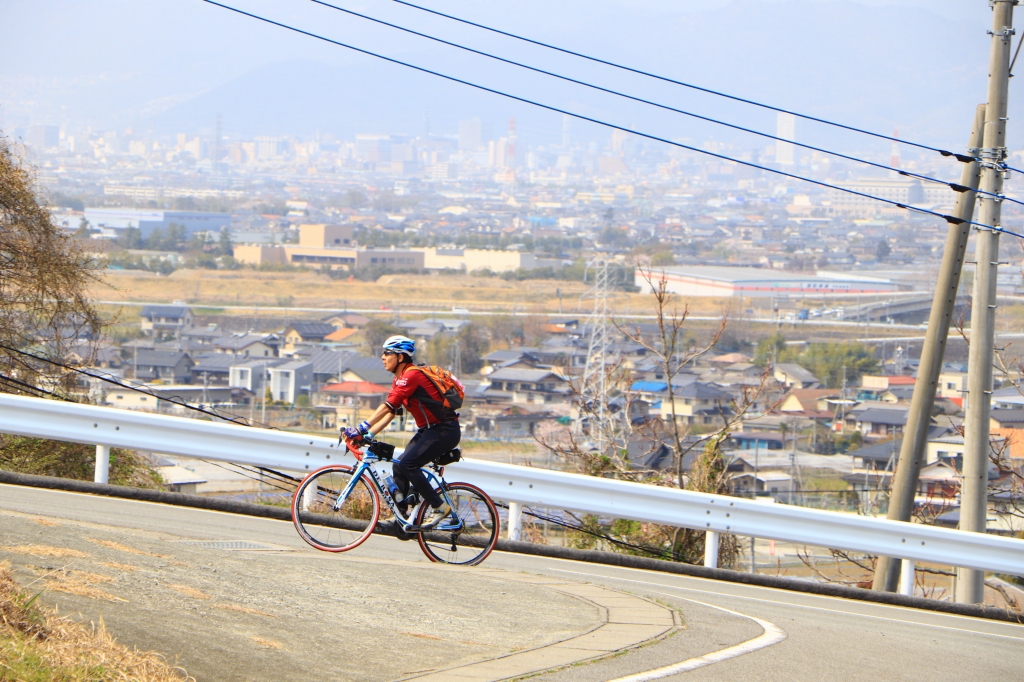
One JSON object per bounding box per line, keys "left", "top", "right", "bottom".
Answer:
{"left": 292, "top": 464, "right": 380, "bottom": 553}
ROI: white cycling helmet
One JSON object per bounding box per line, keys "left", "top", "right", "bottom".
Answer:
{"left": 382, "top": 335, "right": 416, "bottom": 357}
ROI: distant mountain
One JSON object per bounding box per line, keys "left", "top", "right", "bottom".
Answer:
{"left": 3, "top": 0, "right": 1014, "bottom": 153}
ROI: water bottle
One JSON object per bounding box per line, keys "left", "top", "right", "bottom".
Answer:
{"left": 384, "top": 475, "right": 404, "bottom": 503}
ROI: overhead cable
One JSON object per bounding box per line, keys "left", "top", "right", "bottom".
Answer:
{"left": 309, "top": 0, "right": 1018, "bottom": 206}
{"left": 391, "top": 0, "right": 981, "bottom": 164}
{"left": 204, "top": 0, "right": 1024, "bottom": 238}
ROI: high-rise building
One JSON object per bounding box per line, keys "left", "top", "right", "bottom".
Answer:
{"left": 458, "top": 118, "right": 482, "bottom": 151}
{"left": 505, "top": 119, "right": 517, "bottom": 168}
{"left": 775, "top": 113, "right": 796, "bottom": 166}
{"left": 27, "top": 125, "right": 59, "bottom": 151}
{"left": 255, "top": 136, "right": 287, "bottom": 159}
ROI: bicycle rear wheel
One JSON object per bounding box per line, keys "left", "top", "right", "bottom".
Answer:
{"left": 416, "top": 483, "right": 499, "bottom": 566}
{"left": 292, "top": 465, "right": 380, "bottom": 552}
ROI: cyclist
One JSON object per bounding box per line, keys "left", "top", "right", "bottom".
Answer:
{"left": 342, "top": 335, "right": 460, "bottom": 530}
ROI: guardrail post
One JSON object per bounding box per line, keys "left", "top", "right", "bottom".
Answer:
{"left": 94, "top": 445, "right": 110, "bottom": 484}
{"left": 899, "top": 558, "right": 915, "bottom": 596}
{"left": 507, "top": 502, "right": 522, "bottom": 541}
{"left": 704, "top": 531, "right": 719, "bottom": 569}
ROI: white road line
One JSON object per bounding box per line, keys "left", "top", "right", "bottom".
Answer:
{"left": 545, "top": 567, "right": 1024, "bottom": 641}
{"left": 523, "top": 556, "right": 1019, "bottom": 626}
{"left": 608, "top": 598, "right": 786, "bottom": 681}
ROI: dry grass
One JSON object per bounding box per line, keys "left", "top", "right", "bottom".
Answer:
{"left": 32, "top": 518, "right": 60, "bottom": 527}
{"left": 86, "top": 538, "right": 170, "bottom": 559}
{"left": 1, "top": 545, "right": 89, "bottom": 559}
{"left": 399, "top": 631, "right": 443, "bottom": 641}
{"left": 100, "top": 561, "right": 140, "bottom": 572}
{"left": 0, "top": 563, "right": 190, "bottom": 680}
{"left": 93, "top": 269, "right": 604, "bottom": 314}
{"left": 44, "top": 577, "right": 126, "bottom": 603}
{"left": 213, "top": 603, "right": 275, "bottom": 618}
{"left": 251, "top": 636, "right": 283, "bottom": 650}
{"left": 166, "top": 585, "right": 211, "bottom": 600}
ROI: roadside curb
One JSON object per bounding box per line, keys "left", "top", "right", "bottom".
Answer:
{"left": 2, "top": 469, "right": 1020, "bottom": 625}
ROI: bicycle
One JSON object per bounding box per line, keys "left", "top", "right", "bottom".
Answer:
{"left": 290, "top": 436, "right": 500, "bottom": 566}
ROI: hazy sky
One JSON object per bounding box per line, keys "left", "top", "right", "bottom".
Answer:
{"left": 0, "top": 1, "right": 1013, "bottom": 156}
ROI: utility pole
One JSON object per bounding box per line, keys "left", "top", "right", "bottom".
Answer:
{"left": 957, "top": 0, "right": 1015, "bottom": 605}
{"left": 872, "top": 104, "right": 987, "bottom": 593}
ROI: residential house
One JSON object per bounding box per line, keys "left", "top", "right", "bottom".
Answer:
{"left": 105, "top": 384, "right": 249, "bottom": 411}
{"left": 269, "top": 360, "right": 314, "bottom": 404}
{"left": 917, "top": 460, "right": 960, "bottom": 503}
{"left": 480, "top": 368, "right": 569, "bottom": 405}
{"left": 67, "top": 344, "right": 122, "bottom": 370}
{"left": 474, "top": 407, "right": 556, "bottom": 438}
{"left": 937, "top": 370, "right": 968, "bottom": 404}
{"left": 729, "top": 471, "right": 795, "bottom": 497}
{"left": 291, "top": 347, "right": 358, "bottom": 388}
{"left": 190, "top": 353, "right": 237, "bottom": 385}
{"left": 397, "top": 319, "right": 445, "bottom": 341}
{"left": 728, "top": 432, "right": 786, "bottom": 451}
{"left": 155, "top": 461, "right": 208, "bottom": 494}
{"left": 317, "top": 381, "right": 391, "bottom": 426}
{"left": 655, "top": 381, "right": 734, "bottom": 425}
{"left": 481, "top": 348, "right": 543, "bottom": 374}
{"left": 624, "top": 433, "right": 707, "bottom": 472}
{"left": 339, "top": 355, "right": 394, "bottom": 386}
{"left": 181, "top": 326, "right": 221, "bottom": 347}
{"left": 139, "top": 305, "right": 194, "bottom": 337}
{"left": 856, "top": 374, "right": 915, "bottom": 401}
{"left": 990, "top": 409, "right": 1024, "bottom": 461}
{"left": 129, "top": 350, "right": 194, "bottom": 383}
{"left": 854, "top": 408, "right": 911, "bottom": 438}
{"left": 214, "top": 333, "right": 278, "bottom": 359}
{"left": 629, "top": 378, "right": 698, "bottom": 404}
{"left": 229, "top": 358, "right": 286, "bottom": 395}
{"left": 322, "top": 312, "right": 370, "bottom": 329}
{"left": 773, "top": 363, "right": 820, "bottom": 389}
{"left": 283, "top": 322, "right": 337, "bottom": 351}
{"left": 777, "top": 388, "right": 840, "bottom": 417}
{"left": 323, "top": 327, "right": 364, "bottom": 346}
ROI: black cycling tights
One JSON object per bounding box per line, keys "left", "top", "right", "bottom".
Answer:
{"left": 393, "top": 421, "right": 461, "bottom": 509}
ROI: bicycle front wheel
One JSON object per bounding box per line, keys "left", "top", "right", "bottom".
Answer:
{"left": 416, "top": 483, "right": 500, "bottom": 566}
{"left": 292, "top": 465, "right": 380, "bottom": 552}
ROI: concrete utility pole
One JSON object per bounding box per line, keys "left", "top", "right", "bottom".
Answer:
{"left": 957, "top": 0, "right": 1016, "bottom": 605}
{"left": 871, "top": 104, "right": 986, "bottom": 593}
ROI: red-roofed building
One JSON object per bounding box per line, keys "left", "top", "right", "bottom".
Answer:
{"left": 316, "top": 381, "right": 391, "bottom": 425}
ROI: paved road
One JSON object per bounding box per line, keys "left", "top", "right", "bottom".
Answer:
{"left": 1, "top": 483, "right": 1022, "bottom": 681}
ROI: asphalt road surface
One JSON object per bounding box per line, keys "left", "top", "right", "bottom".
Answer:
{"left": 1, "top": 483, "right": 1021, "bottom": 681}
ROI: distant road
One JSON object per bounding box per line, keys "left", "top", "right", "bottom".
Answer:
{"left": 96, "top": 300, "right": 935, "bottom": 331}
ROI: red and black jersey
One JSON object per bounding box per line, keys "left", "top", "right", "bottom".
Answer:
{"left": 385, "top": 365, "right": 459, "bottom": 428}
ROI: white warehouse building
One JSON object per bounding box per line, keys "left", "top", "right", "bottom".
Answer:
{"left": 642, "top": 266, "right": 899, "bottom": 298}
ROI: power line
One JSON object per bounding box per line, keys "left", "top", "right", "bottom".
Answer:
{"left": 392, "top": 0, "right": 981, "bottom": 164}
{"left": 309, "top": 0, "right": 1018, "bottom": 207}
{"left": 205, "top": 0, "right": 1024, "bottom": 239}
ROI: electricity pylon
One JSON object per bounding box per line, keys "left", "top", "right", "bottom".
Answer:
{"left": 574, "top": 261, "right": 627, "bottom": 457}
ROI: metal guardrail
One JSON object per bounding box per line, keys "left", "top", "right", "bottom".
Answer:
{"left": 0, "top": 393, "right": 1021, "bottom": 578}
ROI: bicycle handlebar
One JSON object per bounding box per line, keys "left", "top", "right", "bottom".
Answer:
{"left": 345, "top": 439, "right": 365, "bottom": 462}
{"left": 345, "top": 436, "right": 396, "bottom": 462}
